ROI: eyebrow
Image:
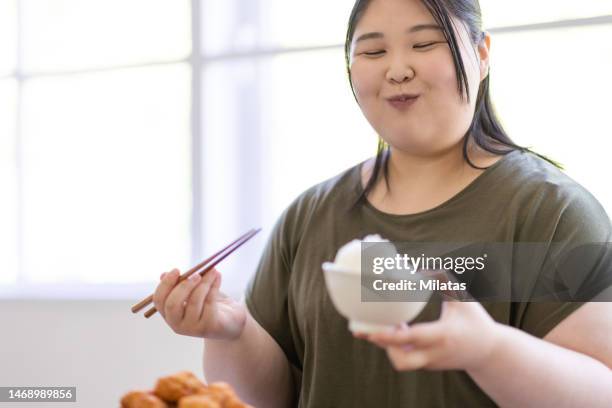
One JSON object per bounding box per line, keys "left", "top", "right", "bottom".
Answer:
{"left": 354, "top": 24, "right": 442, "bottom": 43}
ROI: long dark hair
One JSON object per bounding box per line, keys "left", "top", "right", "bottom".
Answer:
{"left": 345, "top": 0, "right": 559, "bottom": 207}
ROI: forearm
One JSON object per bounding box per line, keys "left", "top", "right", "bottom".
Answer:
{"left": 467, "top": 323, "right": 612, "bottom": 408}
{"left": 203, "top": 311, "right": 295, "bottom": 408}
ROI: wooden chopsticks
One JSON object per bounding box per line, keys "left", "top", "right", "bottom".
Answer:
{"left": 131, "top": 228, "right": 261, "bottom": 319}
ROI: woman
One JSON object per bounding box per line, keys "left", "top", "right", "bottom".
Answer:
{"left": 153, "top": 0, "right": 612, "bottom": 406}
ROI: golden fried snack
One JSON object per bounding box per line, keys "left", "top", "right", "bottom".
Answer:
{"left": 121, "top": 390, "right": 169, "bottom": 408}
{"left": 223, "top": 396, "right": 254, "bottom": 408}
{"left": 153, "top": 371, "right": 207, "bottom": 402}
{"left": 197, "top": 382, "right": 236, "bottom": 404}
{"left": 178, "top": 395, "right": 221, "bottom": 408}
{"left": 195, "top": 383, "right": 253, "bottom": 408}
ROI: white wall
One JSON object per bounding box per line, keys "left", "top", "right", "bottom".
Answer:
{"left": 0, "top": 300, "right": 207, "bottom": 407}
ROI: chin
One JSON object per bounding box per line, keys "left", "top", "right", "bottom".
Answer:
{"left": 382, "top": 130, "right": 430, "bottom": 149}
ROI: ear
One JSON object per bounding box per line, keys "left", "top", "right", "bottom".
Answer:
{"left": 478, "top": 31, "right": 491, "bottom": 81}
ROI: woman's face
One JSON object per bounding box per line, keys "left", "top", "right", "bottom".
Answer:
{"left": 349, "top": 0, "right": 490, "bottom": 156}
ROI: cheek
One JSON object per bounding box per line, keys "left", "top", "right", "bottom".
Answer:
{"left": 350, "top": 62, "right": 381, "bottom": 105}
{"left": 426, "top": 55, "right": 476, "bottom": 121}
{"left": 428, "top": 60, "right": 461, "bottom": 104}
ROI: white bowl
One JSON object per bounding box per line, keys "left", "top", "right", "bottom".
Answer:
{"left": 322, "top": 261, "right": 430, "bottom": 334}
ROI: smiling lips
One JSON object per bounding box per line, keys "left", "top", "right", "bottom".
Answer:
{"left": 386, "top": 93, "right": 420, "bottom": 110}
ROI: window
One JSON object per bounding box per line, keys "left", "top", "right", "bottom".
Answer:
{"left": 0, "top": 0, "right": 18, "bottom": 285}
{"left": 489, "top": 24, "right": 612, "bottom": 209}
{"left": 480, "top": 0, "right": 612, "bottom": 27}
{"left": 0, "top": 79, "right": 18, "bottom": 284}
{"left": 21, "top": 65, "right": 191, "bottom": 284}
{"left": 1, "top": 1, "right": 611, "bottom": 298}
{"left": 2, "top": 0, "right": 193, "bottom": 297}
{"left": 201, "top": 0, "right": 353, "bottom": 54}
{"left": 0, "top": 1, "right": 17, "bottom": 76}
{"left": 21, "top": 0, "right": 191, "bottom": 71}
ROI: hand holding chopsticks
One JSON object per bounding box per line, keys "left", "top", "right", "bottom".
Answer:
{"left": 131, "top": 228, "right": 261, "bottom": 319}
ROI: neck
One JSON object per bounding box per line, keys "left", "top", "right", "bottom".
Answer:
{"left": 385, "top": 142, "right": 469, "bottom": 196}
{"left": 361, "top": 139, "right": 504, "bottom": 215}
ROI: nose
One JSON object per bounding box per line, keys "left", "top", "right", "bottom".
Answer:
{"left": 385, "top": 54, "right": 415, "bottom": 84}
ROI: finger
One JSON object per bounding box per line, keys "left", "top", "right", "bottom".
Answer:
{"left": 352, "top": 332, "right": 369, "bottom": 340}
{"left": 164, "top": 272, "right": 202, "bottom": 327}
{"left": 184, "top": 270, "right": 218, "bottom": 322}
{"left": 387, "top": 346, "right": 430, "bottom": 371}
{"left": 152, "top": 269, "right": 180, "bottom": 319}
{"left": 367, "top": 337, "right": 417, "bottom": 352}
{"left": 369, "top": 321, "right": 444, "bottom": 347}
{"left": 360, "top": 324, "right": 402, "bottom": 345}
{"left": 205, "top": 269, "right": 222, "bottom": 305}
{"left": 353, "top": 325, "right": 395, "bottom": 341}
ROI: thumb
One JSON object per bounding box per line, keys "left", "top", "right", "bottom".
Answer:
{"left": 436, "top": 299, "right": 458, "bottom": 321}
{"left": 440, "top": 299, "right": 479, "bottom": 320}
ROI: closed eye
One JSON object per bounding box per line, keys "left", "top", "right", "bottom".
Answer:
{"left": 414, "top": 41, "right": 446, "bottom": 49}
{"left": 363, "top": 50, "right": 386, "bottom": 56}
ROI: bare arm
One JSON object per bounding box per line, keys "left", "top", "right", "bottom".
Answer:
{"left": 467, "top": 301, "right": 612, "bottom": 408}
{"left": 467, "top": 321, "right": 612, "bottom": 408}
{"left": 204, "top": 310, "right": 295, "bottom": 408}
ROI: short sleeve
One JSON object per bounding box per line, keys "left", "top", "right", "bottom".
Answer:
{"left": 519, "top": 302, "right": 587, "bottom": 338}
{"left": 244, "top": 195, "right": 305, "bottom": 368}
{"left": 518, "top": 183, "right": 612, "bottom": 338}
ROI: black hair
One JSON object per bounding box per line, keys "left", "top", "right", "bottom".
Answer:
{"left": 345, "top": 0, "right": 560, "bottom": 207}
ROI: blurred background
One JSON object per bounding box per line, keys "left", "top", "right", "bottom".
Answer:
{"left": 0, "top": 1, "right": 610, "bottom": 406}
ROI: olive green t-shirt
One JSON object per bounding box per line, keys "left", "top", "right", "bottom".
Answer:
{"left": 245, "top": 149, "right": 612, "bottom": 407}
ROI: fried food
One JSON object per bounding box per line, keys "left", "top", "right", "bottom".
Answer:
{"left": 153, "top": 371, "right": 207, "bottom": 402}
{"left": 223, "top": 396, "right": 254, "bottom": 408}
{"left": 177, "top": 394, "right": 221, "bottom": 408}
{"left": 121, "top": 390, "right": 168, "bottom": 408}
{"left": 122, "top": 371, "right": 251, "bottom": 408}
{"left": 196, "top": 382, "right": 253, "bottom": 408}
{"left": 196, "top": 382, "right": 236, "bottom": 404}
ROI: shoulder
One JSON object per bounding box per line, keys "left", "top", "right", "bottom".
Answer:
{"left": 270, "top": 160, "right": 365, "bottom": 248}
{"left": 506, "top": 150, "right": 612, "bottom": 241}
{"left": 517, "top": 150, "right": 605, "bottom": 210}
{"left": 503, "top": 150, "right": 583, "bottom": 195}
{"left": 284, "top": 161, "right": 364, "bottom": 220}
